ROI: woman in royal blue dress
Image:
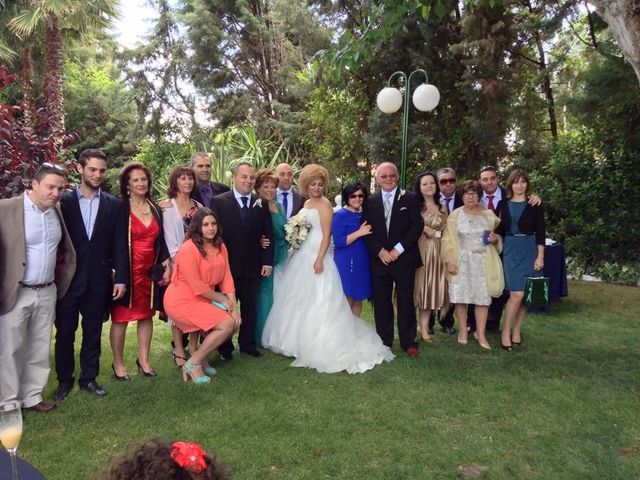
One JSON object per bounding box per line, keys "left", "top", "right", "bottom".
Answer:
{"left": 498, "top": 169, "right": 545, "bottom": 350}
{"left": 331, "top": 181, "right": 373, "bottom": 316}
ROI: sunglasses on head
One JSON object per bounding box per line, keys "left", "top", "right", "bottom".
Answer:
{"left": 349, "top": 193, "right": 365, "bottom": 199}
{"left": 439, "top": 178, "right": 456, "bottom": 185}
{"left": 34, "top": 162, "right": 65, "bottom": 176}
{"left": 480, "top": 165, "right": 496, "bottom": 174}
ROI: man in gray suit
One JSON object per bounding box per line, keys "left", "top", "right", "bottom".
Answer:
{"left": 0, "top": 163, "right": 76, "bottom": 412}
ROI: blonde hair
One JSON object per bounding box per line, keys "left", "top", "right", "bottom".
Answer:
{"left": 298, "top": 164, "right": 329, "bottom": 195}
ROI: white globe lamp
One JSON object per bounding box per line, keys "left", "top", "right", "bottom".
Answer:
{"left": 376, "top": 87, "right": 403, "bottom": 114}
{"left": 412, "top": 83, "right": 440, "bottom": 112}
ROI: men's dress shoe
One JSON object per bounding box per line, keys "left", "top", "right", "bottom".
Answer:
{"left": 220, "top": 352, "right": 233, "bottom": 361}
{"left": 80, "top": 381, "right": 108, "bottom": 397}
{"left": 23, "top": 401, "right": 57, "bottom": 413}
{"left": 240, "top": 348, "right": 262, "bottom": 357}
{"left": 442, "top": 326, "right": 457, "bottom": 335}
{"left": 53, "top": 383, "right": 73, "bottom": 401}
{"left": 405, "top": 346, "right": 419, "bottom": 357}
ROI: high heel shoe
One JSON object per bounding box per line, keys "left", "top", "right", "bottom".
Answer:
{"left": 112, "top": 364, "right": 131, "bottom": 381}
{"left": 202, "top": 365, "right": 218, "bottom": 376}
{"left": 474, "top": 332, "right": 492, "bottom": 350}
{"left": 136, "top": 358, "right": 157, "bottom": 377}
{"left": 457, "top": 336, "right": 468, "bottom": 345}
{"left": 172, "top": 352, "right": 187, "bottom": 369}
{"left": 419, "top": 331, "right": 433, "bottom": 343}
{"left": 182, "top": 359, "right": 211, "bottom": 385}
{"left": 512, "top": 336, "right": 522, "bottom": 347}
{"left": 501, "top": 343, "right": 513, "bottom": 351}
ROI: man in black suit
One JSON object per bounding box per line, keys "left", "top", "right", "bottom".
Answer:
{"left": 53, "top": 149, "right": 129, "bottom": 400}
{"left": 191, "top": 152, "right": 230, "bottom": 209}
{"left": 211, "top": 162, "right": 274, "bottom": 358}
{"left": 428, "top": 166, "right": 463, "bottom": 335}
{"left": 363, "top": 162, "right": 423, "bottom": 356}
{"left": 478, "top": 165, "right": 508, "bottom": 333}
{"left": 275, "top": 163, "right": 305, "bottom": 219}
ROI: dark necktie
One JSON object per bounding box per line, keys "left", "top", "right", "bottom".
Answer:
{"left": 200, "top": 184, "right": 213, "bottom": 207}
{"left": 487, "top": 195, "right": 495, "bottom": 211}
{"left": 445, "top": 197, "right": 452, "bottom": 214}
{"left": 281, "top": 192, "right": 289, "bottom": 218}
{"left": 240, "top": 196, "right": 249, "bottom": 227}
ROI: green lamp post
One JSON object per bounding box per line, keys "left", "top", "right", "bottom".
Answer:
{"left": 376, "top": 69, "right": 440, "bottom": 186}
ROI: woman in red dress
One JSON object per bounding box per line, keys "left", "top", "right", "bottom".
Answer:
{"left": 111, "top": 163, "right": 170, "bottom": 380}
{"left": 164, "top": 208, "right": 240, "bottom": 384}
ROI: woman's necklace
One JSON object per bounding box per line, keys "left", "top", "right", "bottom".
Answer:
{"left": 130, "top": 199, "right": 151, "bottom": 215}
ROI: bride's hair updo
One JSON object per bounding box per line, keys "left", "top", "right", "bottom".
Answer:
{"left": 298, "top": 164, "right": 329, "bottom": 195}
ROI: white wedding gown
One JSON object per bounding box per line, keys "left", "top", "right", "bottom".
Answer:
{"left": 262, "top": 208, "right": 394, "bottom": 374}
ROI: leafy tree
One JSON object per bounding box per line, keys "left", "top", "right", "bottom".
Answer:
{"left": 7, "top": 0, "right": 119, "bottom": 149}
{"left": 64, "top": 33, "right": 141, "bottom": 165}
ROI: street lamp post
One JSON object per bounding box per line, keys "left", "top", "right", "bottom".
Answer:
{"left": 376, "top": 69, "right": 440, "bottom": 187}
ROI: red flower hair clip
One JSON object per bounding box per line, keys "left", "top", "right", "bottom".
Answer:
{"left": 171, "top": 441, "right": 208, "bottom": 474}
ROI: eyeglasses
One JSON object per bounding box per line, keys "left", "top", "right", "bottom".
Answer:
{"left": 34, "top": 162, "right": 65, "bottom": 176}
{"left": 349, "top": 194, "right": 365, "bottom": 199}
{"left": 439, "top": 178, "right": 456, "bottom": 185}
{"left": 378, "top": 173, "right": 397, "bottom": 180}
{"left": 463, "top": 191, "right": 479, "bottom": 197}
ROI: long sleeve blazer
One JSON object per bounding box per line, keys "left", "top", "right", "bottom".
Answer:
{"left": 498, "top": 200, "right": 546, "bottom": 246}
{"left": 0, "top": 194, "right": 76, "bottom": 314}
{"left": 211, "top": 192, "right": 274, "bottom": 279}
{"left": 60, "top": 189, "right": 129, "bottom": 298}
{"left": 362, "top": 189, "right": 423, "bottom": 276}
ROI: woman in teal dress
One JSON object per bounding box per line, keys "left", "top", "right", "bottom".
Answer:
{"left": 498, "top": 169, "right": 545, "bottom": 350}
{"left": 255, "top": 169, "right": 288, "bottom": 347}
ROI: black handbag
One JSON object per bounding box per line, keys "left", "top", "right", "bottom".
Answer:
{"left": 524, "top": 276, "right": 550, "bottom": 307}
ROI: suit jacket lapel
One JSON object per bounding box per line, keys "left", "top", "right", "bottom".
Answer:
{"left": 68, "top": 190, "right": 89, "bottom": 242}
{"left": 91, "top": 194, "right": 108, "bottom": 241}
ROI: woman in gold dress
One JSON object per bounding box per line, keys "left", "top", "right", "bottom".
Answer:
{"left": 413, "top": 171, "right": 449, "bottom": 343}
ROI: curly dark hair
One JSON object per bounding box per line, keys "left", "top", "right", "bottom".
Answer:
{"left": 187, "top": 208, "right": 223, "bottom": 256}
{"left": 99, "top": 440, "right": 230, "bottom": 480}
{"left": 119, "top": 162, "right": 153, "bottom": 200}
{"left": 167, "top": 164, "right": 197, "bottom": 199}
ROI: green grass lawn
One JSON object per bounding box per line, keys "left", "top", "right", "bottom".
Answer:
{"left": 18, "top": 280, "right": 640, "bottom": 479}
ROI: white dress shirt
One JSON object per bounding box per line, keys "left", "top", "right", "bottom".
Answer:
{"left": 233, "top": 188, "right": 251, "bottom": 208}
{"left": 77, "top": 187, "right": 101, "bottom": 239}
{"left": 22, "top": 193, "right": 62, "bottom": 285}
{"left": 381, "top": 187, "right": 405, "bottom": 254}
{"left": 276, "top": 188, "right": 293, "bottom": 219}
{"left": 481, "top": 188, "right": 502, "bottom": 210}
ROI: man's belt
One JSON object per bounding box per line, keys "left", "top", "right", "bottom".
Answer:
{"left": 21, "top": 282, "right": 54, "bottom": 289}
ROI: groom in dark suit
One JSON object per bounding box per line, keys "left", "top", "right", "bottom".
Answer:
{"left": 212, "top": 162, "right": 274, "bottom": 358}
{"left": 53, "top": 149, "right": 129, "bottom": 400}
{"left": 363, "top": 162, "right": 423, "bottom": 356}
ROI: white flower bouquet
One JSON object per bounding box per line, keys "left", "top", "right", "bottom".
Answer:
{"left": 284, "top": 211, "right": 312, "bottom": 253}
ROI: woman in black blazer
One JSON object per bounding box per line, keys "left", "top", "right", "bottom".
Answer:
{"left": 111, "top": 163, "right": 170, "bottom": 379}
{"left": 498, "top": 169, "right": 545, "bottom": 350}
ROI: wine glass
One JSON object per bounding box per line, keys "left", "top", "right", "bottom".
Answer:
{"left": 0, "top": 406, "right": 23, "bottom": 480}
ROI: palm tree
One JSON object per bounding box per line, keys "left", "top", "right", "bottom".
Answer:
{"left": 7, "top": 0, "right": 119, "bottom": 148}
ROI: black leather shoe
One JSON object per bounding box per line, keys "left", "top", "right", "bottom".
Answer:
{"left": 240, "top": 348, "right": 262, "bottom": 357}
{"left": 112, "top": 364, "right": 131, "bottom": 381}
{"left": 79, "top": 381, "right": 108, "bottom": 397}
{"left": 220, "top": 352, "right": 233, "bottom": 361}
{"left": 53, "top": 382, "right": 73, "bottom": 402}
{"left": 442, "top": 326, "right": 457, "bottom": 335}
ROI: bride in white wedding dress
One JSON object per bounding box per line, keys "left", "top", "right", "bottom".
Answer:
{"left": 262, "top": 164, "right": 394, "bottom": 374}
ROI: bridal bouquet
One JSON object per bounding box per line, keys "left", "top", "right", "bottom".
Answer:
{"left": 285, "top": 211, "right": 312, "bottom": 252}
